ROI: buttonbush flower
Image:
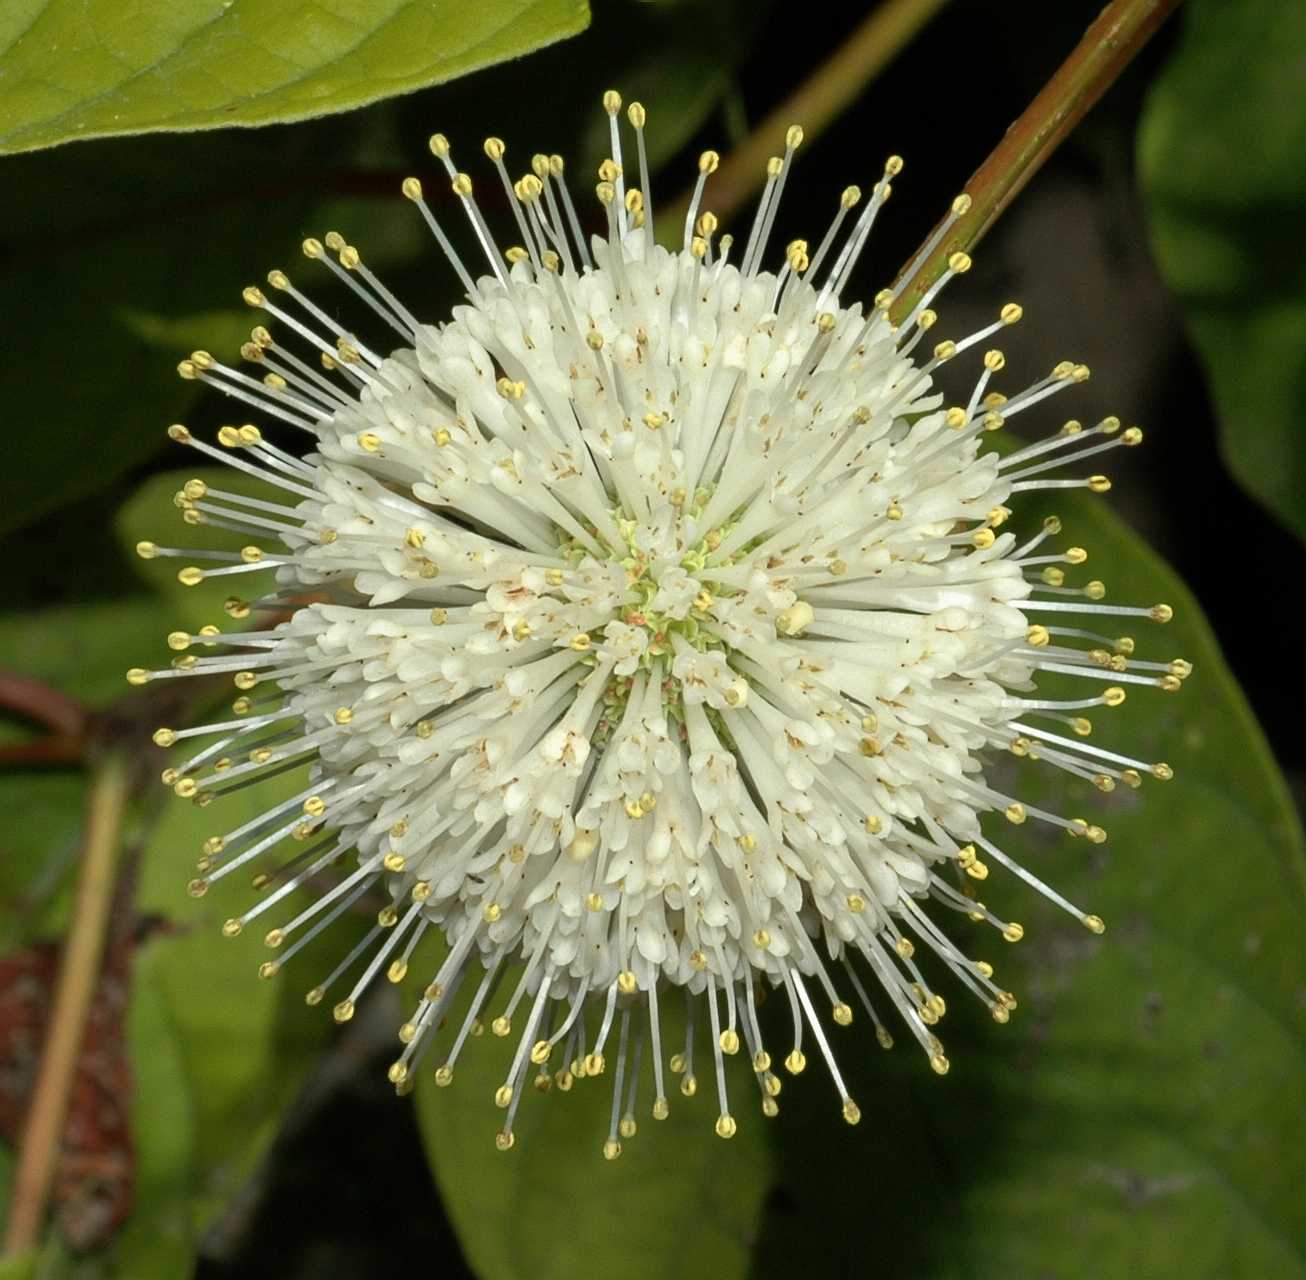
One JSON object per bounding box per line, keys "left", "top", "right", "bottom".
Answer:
{"left": 133, "top": 92, "right": 1186, "bottom": 1156}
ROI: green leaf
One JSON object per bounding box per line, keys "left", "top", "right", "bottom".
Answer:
{"left": 1139, "top": 0, "right": 1306, "bottom": 541}
{"left": 0, "top": 599, "right": 160, "bottom": 710}
{"left": 0, "top": 137, "right": 308, "bottom": 537}
{"left": 415, "top": 996, "right": 774, "bottom": 1280}
{"left": 113, "top": 953, "right": 201, "bottom": 1276}
{"left": 0, "top": 0, "right": 589, "bottom": 155}
{"left": 123, "top": 767, "right": 328, "bottom": 1204}
{"left": 754, "top": 491, "right": 1306, "bottom": 1277}
{"left": 0, "top": 772, "right": 85, "bottom": 940}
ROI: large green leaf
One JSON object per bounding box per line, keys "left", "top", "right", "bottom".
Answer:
{"left": 415, "top": 994, "right": 774, "bottom": 1280}
{"left": 0, "top": 0, "right": 589, "bottom": 155}
{"left": 1139, "top": 0, "right": 1306, "bottom": 541}
{"left": 753, "top": 489, "right": 1306, "bottom": 1277}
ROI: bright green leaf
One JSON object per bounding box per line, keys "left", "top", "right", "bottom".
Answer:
{"left": 754, "top": 492, "right": 1306, "bottom": 1277}
{"left": 416, "top": 997, "right": 774, "bottom": 1280}
{"left": 1139, "top": 0, "right": 1306, "bottom": 540}
{"left": 0, "top": 0, "right": 589, "bottom": 155}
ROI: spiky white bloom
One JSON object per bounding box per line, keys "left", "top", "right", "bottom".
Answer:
{"left": 135, "top": 95, "right": 1186, "bottom": 1155}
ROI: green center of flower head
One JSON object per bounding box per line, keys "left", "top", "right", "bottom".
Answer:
{"left": 556, "top": 485, "right": 752, "bottom": 736}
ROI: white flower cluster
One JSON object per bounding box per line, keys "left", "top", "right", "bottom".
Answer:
{"left": 134, "top": 94, "right": 1186, "bottom": 1156}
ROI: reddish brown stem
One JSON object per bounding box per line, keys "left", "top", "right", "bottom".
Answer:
{"left": 0, "top": 736, "right": 85, "bottom": 768}
{"left": 3, "top": 754, "right": 128, "bottom": 1257}
{"left": 0, "top": 670, "right": 88, "bottom": 737}
{"left": 889, "top": 0, "right": 1184, "bottom": 322}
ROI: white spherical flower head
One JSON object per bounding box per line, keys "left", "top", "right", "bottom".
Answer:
{"left": 138, "top": 94, "right": 1187, "bottom": 1155}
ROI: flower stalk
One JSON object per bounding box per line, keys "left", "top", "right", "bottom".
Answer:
{"left": 889, "top": 0, "right": 1185, "bottom": 322}
{"left": 3, "top": 752, "right": 129, "bottom": 1257}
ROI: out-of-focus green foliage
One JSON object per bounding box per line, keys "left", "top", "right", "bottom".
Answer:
{"left": 0, "top": 0, "right": 589, "bottom": 154}
{"left": 753, "top": 490, "right": 1306, "bottom": 1278}
{"left": 117, "top": 767, "right": 339, "bottom": 1267}
{"left": 0, "top": 1253, "right": 34, "bottom": 1280}
{"left": 0, "top": 116, "right": 422, "bottom": 541}
{"left": 415, "top": 997, "right": 774, "bottom": 1280}
{"left": 0, "top": 511, "right": 342, "bottom": 1274}
{"left": 1140, "top": 0, "right": 1306, "bottom": 541}
{"left": 0, "top": 597, "right": 161, "bottom": 939}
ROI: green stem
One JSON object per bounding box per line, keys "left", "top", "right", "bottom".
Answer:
{"left": 889, "top": 0, "right": 1184, "bottom": 322}
{"left": 660, "top": 0, "right": 952, "bottom": 239}
{"left": 3, "top": 753, "right": 129, "bottom": 1258}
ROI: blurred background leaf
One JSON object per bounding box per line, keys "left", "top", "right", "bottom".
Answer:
{"left": 0, "top": 106, "right": 439, "bottom": 540}
{"left": 0, "top": 501, "right": 344, "bottom": 1274}
{"left": 0, "top": 0, "right": 590, "bottom": 154}
{"left": 111, "top": 767, "right": 342, "bottom": 1272}
{"left": 113, "top": 466, "right": 276, "bottom": 632}
{"left": 415, "top": 997, "right": 773, "bottom": 1280}
{"left": 1139, "top": 0, "right": 1306, "bottom": 542}
{"left": 754, "top": 491, "right": 1306, "bottom": 1278}
{"left": 0, "top": 597, "right": 160, "bottom": 942}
